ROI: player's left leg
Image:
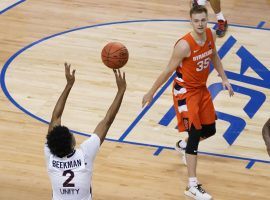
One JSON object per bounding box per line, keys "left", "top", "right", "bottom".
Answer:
{"left": 177, "top": 123, "right": 215, "bottom": 166}
{"left": 184, "top": 125, "right": 213, "bottom": 200}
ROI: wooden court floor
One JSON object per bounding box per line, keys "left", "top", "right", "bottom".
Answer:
{"left": 0, "top": 0, "right": 270, "bottom": 199}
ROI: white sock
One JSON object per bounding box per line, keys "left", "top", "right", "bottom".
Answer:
{"left": 189, "top": 177, "right": 199, "bottom": 187}
{"left": 196, "top": 0, "right": 207, "bottom": 6}
{"left": 179, "top": 140, "right": 187, "bottom": 148}
{"left": 216, "top": 12, "right": 226, "bottom": 21}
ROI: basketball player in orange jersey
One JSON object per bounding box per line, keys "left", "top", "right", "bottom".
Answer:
{"left": 45, "top": 63, "right": 126, "bottom": 200}
{"left": 191, "top": 0, "right": 228, "bottom": 37}
{"left": 142, "top": 5, "right": 234, "bottom": 200}
{"left": 262, "top": 118, "right": 270, "bottom": 156}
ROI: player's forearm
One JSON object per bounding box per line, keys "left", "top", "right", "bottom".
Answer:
{"left": 212, "top": 54, "right": 228, "bottom": 81}
{"left": 103, "top": 89, "right": 125, "bottom": 125}
{"left": 51, "top": 83, "right": 73, "bottom": 120}
{"left": 149, "top": 70, "right": 172, "bottom": 95}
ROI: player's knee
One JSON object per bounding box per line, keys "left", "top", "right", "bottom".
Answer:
{"left": 186, "top": 125, "right": 201, "bottom": 155}
{"left": 201, "top": 123, "right": 216, "bottom": 139}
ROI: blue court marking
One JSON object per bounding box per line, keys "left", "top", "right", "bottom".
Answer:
{"left": 225, "top": 46, "right": 270, "bottom": 90}
{"left": 1, "top": 19, "right": 270, "bottom": 167}
{"left": 216, "top": 111, "right": 246, "bottom": 145}
{"left": 0, "top": 0, "right": 26, "bottom": 15}
{"left": 91, "top": 135, "right": 270, "bottom": 165}
{"left": 118, "top": 73, "right": 176, "bottom": 141}
{"left": 256, "top": 21, "right": 266, "bottom": 29}
{"left": 154, "top": 147, "right": 164, "bottom": 156}
{"left": 246, "top": 160, "right": 256, "bottom": 169}
{"left": 212, "top": 23, "right": 218, "bottom": 30}
{"left": 228, "top": 23, "right": 270, "bottom": 31}
{"left": 207, "top": 35, "right": 237, "bottom": 76}
{"left": 209, "top": 83, "right": 266, "bottom": 119}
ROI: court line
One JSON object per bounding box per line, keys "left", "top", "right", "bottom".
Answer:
{"left": 103, "top": 137, "right": 270, "bottom": 165}
{"left": 1, "top": 19, "right": 270, "bottom": 168}
{"left": 119, "top": 74, "right": 175, "bottom": 141}
{"left": 256, "top": 21, "right": 266, "bottom": 29}
{"left": 0, "top": 0, "right": 26, "bottom": 15}
{"left": 246, "top": 160, "right": 256, "bottom": 169}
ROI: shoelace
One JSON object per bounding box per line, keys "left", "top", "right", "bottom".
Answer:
{"left": 195, "top": 184, "right": 206, "bottom": 194}
{"left": 218, "top": 20, "right": 226, "bottom": 31}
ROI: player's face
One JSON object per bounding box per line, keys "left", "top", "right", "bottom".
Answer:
{"left": 190, "top": 12, "right": 208, "bottom": 35}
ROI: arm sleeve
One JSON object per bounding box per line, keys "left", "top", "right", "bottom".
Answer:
{"left": 80, "top": 134, "right": 101, "bottom": 162}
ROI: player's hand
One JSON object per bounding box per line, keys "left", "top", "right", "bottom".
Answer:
{"left": 114, "top": 69, "right": 126, "bottom": 93}
{"left": 65, "top": 62, "right": 76, "bottom": 86}
{"left": 222, "top": 79, "right": 234, "bottom": 97}
{"left": 142, "top": 92, "right": 153, "bottom": 108}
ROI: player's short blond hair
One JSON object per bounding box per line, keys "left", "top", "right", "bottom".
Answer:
{"left": 190, "top": 5, "right": 208, "bottom": 17}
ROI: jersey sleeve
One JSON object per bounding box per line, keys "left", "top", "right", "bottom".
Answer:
{"left": 80, "top": 134, "right": 101, "bottom": 162}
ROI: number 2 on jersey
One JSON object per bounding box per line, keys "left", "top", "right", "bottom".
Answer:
{"left": 196, "top": 57, "right": 210, "bottom": 72}
{"left": 63, "top": 170, "right": 75, "bottom": 187}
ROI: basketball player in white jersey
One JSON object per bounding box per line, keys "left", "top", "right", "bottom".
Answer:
{"left": 45, "top": 63, "right": 126, "bottom": 200}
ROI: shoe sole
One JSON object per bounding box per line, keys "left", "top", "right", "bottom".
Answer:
{"left": 184, "top": 190, "right": 213, "bottom": 200}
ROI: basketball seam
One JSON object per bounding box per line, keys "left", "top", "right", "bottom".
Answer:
{"left": 109, "top": 47, "right": 128, "bottom": 56}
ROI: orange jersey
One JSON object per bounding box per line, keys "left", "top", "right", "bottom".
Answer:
{"left": 172, "top": 28, "right": 216, "bottom": 132}
{"left": 174, "top": 28, "right": 215, "bottom": 89}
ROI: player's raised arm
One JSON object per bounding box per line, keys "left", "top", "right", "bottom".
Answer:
{"left": 48, "top": 63, "right": 76, "bottom": 133}
{"left": 142, "top": 39, "right": 190, "bottom": 107}
{"left": 93, "top": 69, "right": 126, "bottom": 144}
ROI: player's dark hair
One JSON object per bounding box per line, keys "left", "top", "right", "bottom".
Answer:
{"left": 46, "top": 125, "right": 74, "bottom": 158}
{"left": 190, "top": 5, "right": 208, "bottom": 17}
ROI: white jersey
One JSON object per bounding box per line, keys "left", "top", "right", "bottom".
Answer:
{"left": 44, "top": 134, "right": 100, "bottom": 200}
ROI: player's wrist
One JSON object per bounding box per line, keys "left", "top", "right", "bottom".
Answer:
{"left": 66, "top": 82, "right": 74, "bottom": 88}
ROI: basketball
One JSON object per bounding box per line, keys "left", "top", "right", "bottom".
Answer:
{"left": 101, "top": 42, "right": 129, "bottom": 69}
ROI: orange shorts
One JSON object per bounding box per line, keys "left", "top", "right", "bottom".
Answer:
{"left": 172, "top": 83, "right": 216, "bottom": 132}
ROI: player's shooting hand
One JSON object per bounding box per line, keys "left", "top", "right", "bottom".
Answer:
{"left": 65, "top": 62, "right": 76, "bottom": 86}
{"left": 114, "top": 69, "right": 126, "bottom": 93}
{"left": 142, "top": 92, "right": 153, "bottom": 108}
{"left": 222, "top": 80, "right": 234, "bottom": 97}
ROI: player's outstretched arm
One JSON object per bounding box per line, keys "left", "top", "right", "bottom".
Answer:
{"left": 94, "top": 69, "right": 126, "bottom": 144}
{"left": 48, "top": 63, "right": 76, "bottom": 133}
{"left": 262, "top": 118, "right": 270, "bottom": 156}
{"left": 142, "top": 40, "right": 189, "bottom": 107}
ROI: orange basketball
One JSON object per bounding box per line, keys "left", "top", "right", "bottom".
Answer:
{"left": 101, "top": 42, "right": 129, "bottom": 69}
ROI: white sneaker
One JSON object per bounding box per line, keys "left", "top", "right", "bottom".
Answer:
{"left": 184, "top": 184, "right": 213, "bottom": 200}
{"left": 175, "top": 140, "right": 187, "bottom": 165}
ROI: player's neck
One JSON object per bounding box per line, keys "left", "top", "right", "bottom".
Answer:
{"left": 191, "top": 31, "right": 206, "bottom": 45}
